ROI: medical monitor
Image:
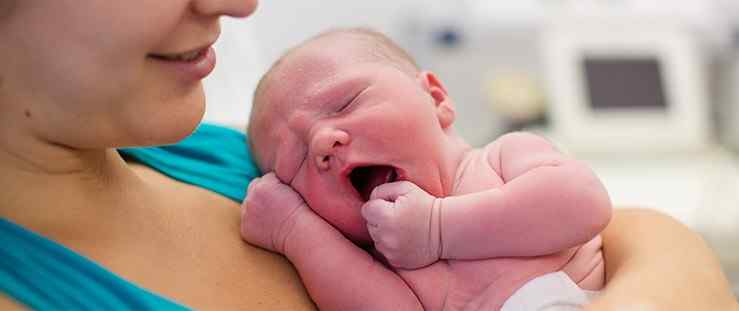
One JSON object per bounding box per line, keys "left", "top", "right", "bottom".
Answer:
{"left": 542, "top": 19, "right": 712, "bottom": 153}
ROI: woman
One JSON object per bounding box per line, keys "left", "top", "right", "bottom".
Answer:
{"left": 0, "top": 0, "right": 735, "bottom": 310}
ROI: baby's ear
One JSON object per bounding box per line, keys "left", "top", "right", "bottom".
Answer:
{"left": 417, "top": 71, "right": 455, "bottom": 129}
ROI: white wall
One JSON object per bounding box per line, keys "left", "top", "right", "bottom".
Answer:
{"left": 202, "top": 18, "right": 264, "bottom": 128}
{"left": 247, "top": 0, "right": 424, "bottom": 67}
{"left": 202, "top": 0, "right": 425, "bottom": 128}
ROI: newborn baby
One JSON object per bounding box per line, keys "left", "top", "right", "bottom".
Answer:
{"left": 241, "top": 28, "right": 612, "bottom": 310}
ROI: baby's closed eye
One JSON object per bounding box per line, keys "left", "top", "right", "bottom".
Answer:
{"left": 335, "top": 86, "right": 370, "bottom": 113}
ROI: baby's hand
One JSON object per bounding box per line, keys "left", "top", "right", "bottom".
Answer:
{"left": 240, "top": 173, "right": 310, "bottom": 255}
{"left": 361, "top": 181, "right": 443, "bottom": 269}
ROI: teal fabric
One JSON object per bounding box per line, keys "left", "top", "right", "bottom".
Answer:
{"left": 1, "top": 123, "right": 262, "bottom": 310}
{"left": 119, "top": 122, "right": 261, "bottom": 203}
{"left": 0, "top": 218, "right": 190, "bottom": 311}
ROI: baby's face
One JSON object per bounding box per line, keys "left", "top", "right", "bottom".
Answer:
{"left": 252, "top": 38, "right": 451, "bottom": 244}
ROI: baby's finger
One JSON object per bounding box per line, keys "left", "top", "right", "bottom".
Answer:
{"left": 361, "top": 199, "right": 394, "bottom": 225}
{"left": 369, "top": 181, "right": 416, "bottom": 202}
{"left": 245, "top": 177, "right": 262, "bottom": 196}
{"left": 261, "top": 172, "right": 280, "bottom": 184}
{"left": 367, "top": 222, "right": 381, "bottom": 239}
{"left": 239, "top": 193, "right": 254, "bottom": 240}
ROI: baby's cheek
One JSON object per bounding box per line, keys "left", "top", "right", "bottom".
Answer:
{"left": 296, "top": 172, "right": 372, "bottom": 244}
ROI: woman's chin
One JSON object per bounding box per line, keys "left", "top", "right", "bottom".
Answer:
{"left": 154, "top": 119, "right": 202, "bottom": 145}
{"left": 123, "top": 100, "right": 206, "bottom": 147}
{"left": 151, "top": 111, "right": 204, "bottom": 145}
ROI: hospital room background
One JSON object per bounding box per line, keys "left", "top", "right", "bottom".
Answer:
{"left": 200, "top": 0, "right": 739, "bottom": 296}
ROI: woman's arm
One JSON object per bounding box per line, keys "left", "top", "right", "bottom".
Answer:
{"left": 587, "top": 208, "right": 738, "bottom": 311}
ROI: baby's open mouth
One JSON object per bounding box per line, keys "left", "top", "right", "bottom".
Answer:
{"left": 349, "top": 165, "right": 398, "bottom": 202}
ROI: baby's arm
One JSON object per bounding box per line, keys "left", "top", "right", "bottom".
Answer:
{"left": 281, "top": 218, "right": 422, "bottom": 311}
{"left": 241, "top": 173, "right": 422, "bottom": 311}
{"left": 440, "top": 132, "right": 612, "bottom": 259}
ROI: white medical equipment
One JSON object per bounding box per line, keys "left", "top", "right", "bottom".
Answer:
{"left": 542, "top": 17, "right": 713, "bottom": 154}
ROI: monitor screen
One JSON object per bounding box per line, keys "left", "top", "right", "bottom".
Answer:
{"left": 582, "top": 57, "right": 668, "bottom": 111}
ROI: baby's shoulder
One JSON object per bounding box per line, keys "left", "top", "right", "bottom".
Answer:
{"left": 453, "top": 148, "right": 506, "bottom": 194}
{"left": 485, "top": 131, "right": 552, "bottom": 150}
{"left": 483, "top": 132, "right": 557, "bottom": 161}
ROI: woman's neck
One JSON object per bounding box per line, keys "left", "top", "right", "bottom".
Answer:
{"left": 0, "top": 128, "right": 147, "bottom": 231}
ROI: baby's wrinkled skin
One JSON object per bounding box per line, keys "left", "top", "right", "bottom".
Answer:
{"left": 241, "top": 31, "right": 612, "bottom": 310}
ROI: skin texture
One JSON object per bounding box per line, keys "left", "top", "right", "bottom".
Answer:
{"left": 244, "top": 32, "right": 612, "bottom": 309}
{"left": 0, "top": 0, "right": 316, "bottom": 309}
{"left": 243, "top": 31, "right": 738, "bottom": 310}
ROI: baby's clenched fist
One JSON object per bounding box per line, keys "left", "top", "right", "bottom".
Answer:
{"left": 240, "top": 173, "right": 310, "bottom": 254}
{"left": 361, "top": 181, "right": 443, "bottom": 269}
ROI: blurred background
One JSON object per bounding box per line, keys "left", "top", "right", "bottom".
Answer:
{"left": 202, "top": 0, "right": 739, "bottom": 296}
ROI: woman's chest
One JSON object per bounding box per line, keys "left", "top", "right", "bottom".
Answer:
{"left": 70, "top": 165, "right": 316, "bottom": 310}
{"left": 130, "top": 203, "right": 301, "bottom": 307}
{"left": 119, "top": 209, "right": 314, "bottom": 310}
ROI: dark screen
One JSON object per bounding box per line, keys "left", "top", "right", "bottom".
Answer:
{"left": 582, "top": 57, "right": 668, "bottom": 110}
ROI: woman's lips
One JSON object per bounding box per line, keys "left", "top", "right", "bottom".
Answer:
{"left": 148, "top": 46, "right": 216, "bottom": 82}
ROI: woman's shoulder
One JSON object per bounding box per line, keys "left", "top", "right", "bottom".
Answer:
{"left": 0, "top": 123, "right": 314, "bottom": 310}
{"left": 120, "top": 125, "right": 313, "bottom": 309}
{"left": 134, "top": 180, "right": 315, "bottom": 310}
{"left": 0, "top": 176, "right": 315, "bottom": 310}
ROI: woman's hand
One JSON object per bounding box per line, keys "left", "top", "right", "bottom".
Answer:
{"left": 586, "top": 208, "right": 738, "bottom": 311}
{"left": 240, "top": 173, "right": 314, "bottom": 254}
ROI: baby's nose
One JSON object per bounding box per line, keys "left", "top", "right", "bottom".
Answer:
{"left": 310, "top": 127, "right": 350, "bottom": 171}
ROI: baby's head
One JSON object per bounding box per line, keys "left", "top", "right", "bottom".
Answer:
{"left": 247, "top": 28, "right": 457, "bottom": 244}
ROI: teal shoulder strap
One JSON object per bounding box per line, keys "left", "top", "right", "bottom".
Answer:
{"left": 0, "top": 218, "right": 191, "bottom": 310}
{"left": 119, "top": 123, "right": 261, "bottom": 202}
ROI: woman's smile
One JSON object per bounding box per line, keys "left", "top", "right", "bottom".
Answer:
{"left": 148, "top": 45, "right": 217, "bottom": 82}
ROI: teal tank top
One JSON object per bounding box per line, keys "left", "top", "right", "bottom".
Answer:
{"left": 0, "top": 123, "right": 261, "bottom": 310}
